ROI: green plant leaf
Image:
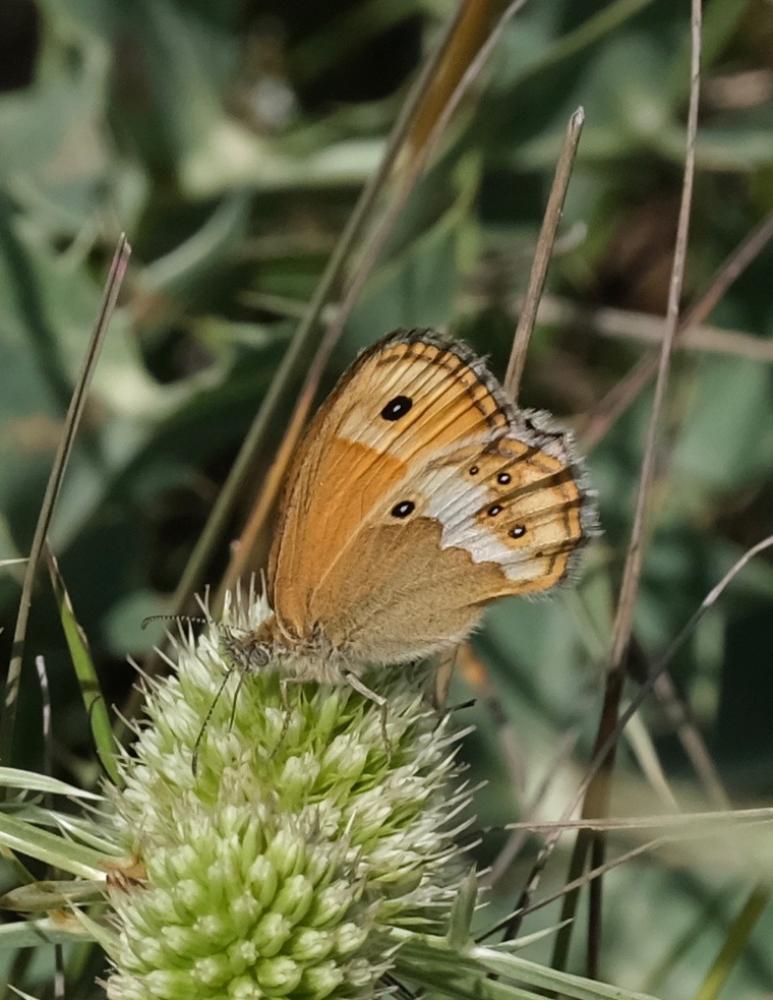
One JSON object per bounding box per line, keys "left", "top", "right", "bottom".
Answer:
{"left": 47, "top": 550, "right": 121, "bottom": 786}
{"left": 0, "top": 767, "right": 102, "bottom": 799}
{"left": 0, "top": 878, "right": 104, "bottom": 913}
{"left": 447, "top": 869, "right": 478, "bottom": 947}
{"left": 0, "top": 916, "right": 93, "bottom": 950}
{"left": 393, "top": 931, "right": 660, "bottom": 1000}
{"left": 0, "top": 812, "right": 113, "bottom": 879}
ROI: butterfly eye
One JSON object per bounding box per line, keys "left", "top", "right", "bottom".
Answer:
{"left": 391, "top": 500, "right": 415, "bottom": 519}
{"left": 497, "top": 472, "right": 511, "bottom": 485}
{"left": 381, "top": 395, "right": 413, "bottom": 421}
{"left": 510, "top": 524, "right": 526, "bottom": 539}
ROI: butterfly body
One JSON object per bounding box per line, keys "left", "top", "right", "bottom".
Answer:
{"left": 230, "top": 329, "right": 596, "bottom": 678}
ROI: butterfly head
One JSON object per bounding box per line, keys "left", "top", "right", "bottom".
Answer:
{"left": 218, "top": 624, "right": 272, "bottom": 673}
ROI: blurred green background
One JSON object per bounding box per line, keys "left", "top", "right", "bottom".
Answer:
{"left": 2, "top": 0, "right": 773, "bottom": 996}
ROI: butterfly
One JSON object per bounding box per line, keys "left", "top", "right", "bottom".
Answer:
{"left": 224, "top": 328, "right": 596, "bottom": 684}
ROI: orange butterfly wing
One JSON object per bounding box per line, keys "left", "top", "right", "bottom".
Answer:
{"left": 266, "top": 329, "right": 595, "bottom": 663}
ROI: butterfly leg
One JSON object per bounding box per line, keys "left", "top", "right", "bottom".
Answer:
{"left": 342, "top": 670, "right": 392, "bottom": 757}
{"left": 273, "top": 676, "right": 305, "bottom": 756}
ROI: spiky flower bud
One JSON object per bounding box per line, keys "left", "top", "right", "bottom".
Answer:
{"left": 106, "top": 591, "right": 469, "bottom": 999}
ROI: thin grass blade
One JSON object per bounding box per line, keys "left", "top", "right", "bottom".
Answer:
{"left": 46, "top": 548, "right": 120, "bottom": 785}
{"left": 0, "top": 235, "right": 131, "bottom": 767}
{"left": 693, "top": 885, "right": 770, "bottom": 1000}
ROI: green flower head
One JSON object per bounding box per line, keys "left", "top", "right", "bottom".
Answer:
{"left": 106, "top": 591, "right": 470, "bottom": 999}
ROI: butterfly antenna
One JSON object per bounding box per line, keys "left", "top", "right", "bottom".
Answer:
{"left": 442, "top": 697, "right": 477, "bottom": 716}
{"left": 191, "top": 667, "right": 234, "bottom": 776}
{"left": 227, "top": 668, "right": 246, "bottom": 734}
{"left": 141, "top": 613, "right": 209, "bottom": 630}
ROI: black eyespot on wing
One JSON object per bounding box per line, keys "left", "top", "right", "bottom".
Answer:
{"left": 488, "top": 504, "right": 502, "bottom": 516}
{"left": 469, "top": 465, "right": 479, "bottom": 476}
{"left": 381, "top": 395, "right": 412, "bottom": 421}
{"left": 510, "top": 524, "right": 526, "bottom": 538}
{"left": 391, "top": 500, "right": 415, "bottom": 519}
{"left": 497, "top": 472, "right": 511, "bottom": 485}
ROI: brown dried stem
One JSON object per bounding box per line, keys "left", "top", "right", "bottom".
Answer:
{"left": 0, "top": 235, "right": 130, "bottom": 768}
{"left": 504, "top": 106, "right": 585, "bottom": 403}
{"left": 496, "top": 0, "right": 704, "bottom": 956}
{"left": 572, "top": 0, "right": 703, "bottom": 975}
{"left": 653, "top": 671, "right": 729, "bottom": 809}
{"left": 218, "top": 0, "right": 529, "bottom": 598}
{"left": 580, "top": 210, "right": 773, "bottom": 451}
{"left": 490, "top": 814, "right": 773, "bottom": 933}
{"left": 534, "top": 295, "right": 773, "bottom": 364}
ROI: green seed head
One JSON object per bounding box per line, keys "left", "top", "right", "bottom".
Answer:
{"left": 106, "top": 594, "right": 469, "bottom": 998}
